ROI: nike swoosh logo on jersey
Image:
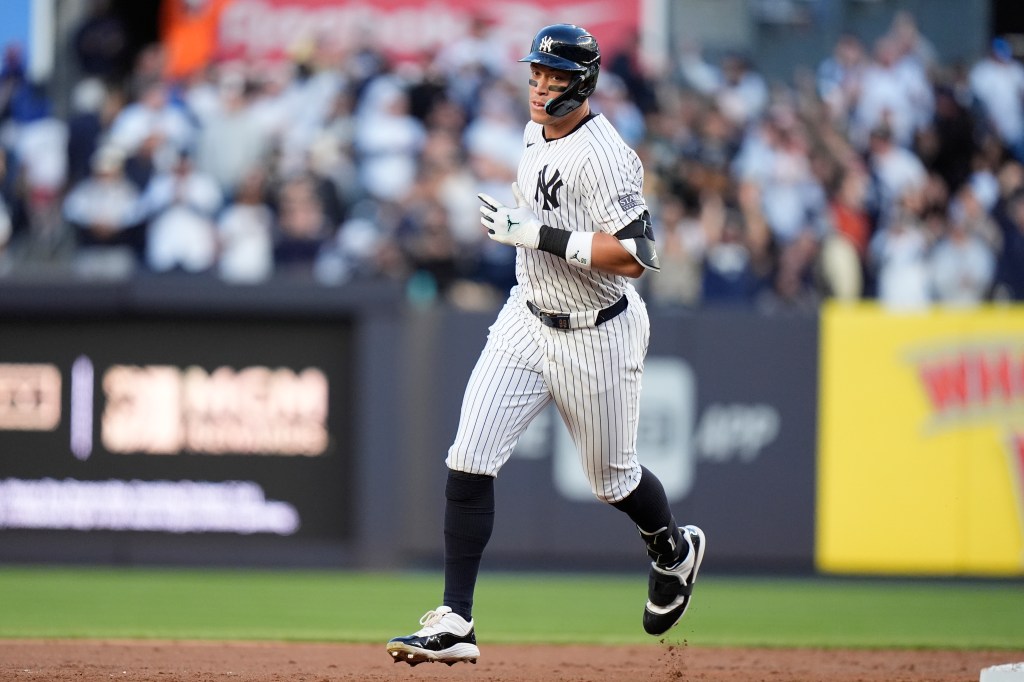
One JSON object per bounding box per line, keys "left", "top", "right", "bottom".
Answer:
{"left": 526, "top": 142, "right": 535, "bottom": 147}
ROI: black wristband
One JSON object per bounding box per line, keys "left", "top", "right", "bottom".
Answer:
{"left": 537, "top": 225, "right": 571, "bottom": 258}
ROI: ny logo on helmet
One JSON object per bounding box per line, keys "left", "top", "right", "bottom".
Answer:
{"left": 539, "top": 36, "right": 554, "bottom": 52}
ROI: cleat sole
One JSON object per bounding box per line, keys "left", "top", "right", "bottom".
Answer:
{"left": 385, "top": 641, "right": 480, "bottom": 667}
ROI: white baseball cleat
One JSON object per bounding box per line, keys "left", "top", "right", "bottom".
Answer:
{"left": 386, "top": 606, "right": 480, "bottom": 666}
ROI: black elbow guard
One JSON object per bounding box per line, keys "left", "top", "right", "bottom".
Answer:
{"left": 614, "top": 211, "right": 660, "bottom": 272}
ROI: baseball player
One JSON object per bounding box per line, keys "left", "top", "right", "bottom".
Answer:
{"left": 387, "top": 23, "right": 705, "bottom": 666}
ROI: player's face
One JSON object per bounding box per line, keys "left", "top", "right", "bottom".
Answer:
{"left": 527, "top": 63, "right": 574, "bottom": 124}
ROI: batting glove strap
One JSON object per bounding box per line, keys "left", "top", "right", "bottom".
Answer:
{"left": 538, "top": 227, "right": 593, "bottom": 270}
{"left": 537, "top": 225, "right": 570, "bottom": 257}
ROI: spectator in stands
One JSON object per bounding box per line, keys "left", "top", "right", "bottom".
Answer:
{"left": 271, "top": 173, "right": 334, "bottom": 277}
{"left": 2, "top": 72, "right": 68, "bottom": 261}
{"left": 404, "top": 133, "right": 470, "bottom": 260}
{"left": 277, "top": 36, "right": 351, "bottom": 178}
{"left": 867, "top": 124, "right": 928, "bottom": 231}
{"left": 106, "top": 78, "right": 195, "bottom": 171}
{"left": 463, "top": 83, "right": 524, "bottom": 189}
{"left": 137, "top": 149, "right": 222, "bottom": 222}
{"left": 122, "top": 130, "right": 164, "bottom": 192}
{"left": 994, "top": 189, "right": 1024, "bottom": 300}
{"left": 851, "top": 35, "right": 932, "bottom": 151}
{"left": 590, "top": 73, "right": 646, "bottom": 148}
{"left": 952, "top": 177, "right": 1002, "bottom": 254}
{"left": 869, "top": 193, "right": 931, "bottom": 311}
{"left": 823, "top": 167, "right": 872, "bottom": 299}
{"left": 246, "top": 61, "right": 299, "bottom": 157}
{"left": 915, "top": 84, "right": 977, "bottom": 194}
{"left": 192, "top": 71, "right": 270, "bottom": 199}
{"left": 679, "top": 45, "right": 769, "bottom": 129}
{"left": 397, "top": 196, "right": 463, "bottom": 299}
{"left": 719, "top": 53, "right": 770, "bottom": 128}
{"left": 317, "top": 87, "right": 363, "bottom": 211}
{"left": 928, "top": 201, "right": 997, "bottom": 306}
{"left": 701, "top": 202, "right": 767, "bottom": 305}
{"left": 138, "top": 149, "right": 222, "bottom": 273}
{"left": 969, "top": 38, "right": 1024, "bottom": 163}
{"left": 63, "top": 144, "right": 143, "bottom": 270}
{"left": 644, "top": 193, "right": 708, "bottom": 309}
{"left": 828, "top": 167, "right": 871, "bottom": 263}
{"left": 734, "top": 110, "right": 829, "bottom": 306}
{"left": 353, "top": 78, "right": 426, "bottom": 204}
{"left": 66, "top": 78, "right": 112, "bottom": 186}
{"left": 817, "top": 32, "right": 868, "bottom": 127}
{"left": 431, "top": 13, "right": 506, "bottom": 118}
{"left": 216, "top": 166, "right": 274, "bottom": 284}
{"left": 305, "top": 131, "right": 353, "bottom": 230}
{"left": 313, "top": 202, "right": 400, "bottom": 287}
{"left": 677, "top": 104, "right": 740, "bottom": 202}
{"left": 886, "top": 10, "right": 939, "bottom": 74}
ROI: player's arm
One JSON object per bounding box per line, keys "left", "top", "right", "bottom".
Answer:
{"left": 479, "top": 183, "right": 659, "bottom": 279}
{"left": 588, "top": 232, "right": 647, "bottom": 278}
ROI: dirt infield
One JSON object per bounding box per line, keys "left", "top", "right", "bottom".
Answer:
{"left": 0, "top": 640, "right": 1015, "bottom": 682}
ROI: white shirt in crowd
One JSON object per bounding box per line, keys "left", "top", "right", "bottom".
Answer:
{"left": 969, "top": 54, "right": 1024, "bottom": 146}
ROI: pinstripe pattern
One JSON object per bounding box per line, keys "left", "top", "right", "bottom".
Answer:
{"left": 446, "top": 113, "right": 652, "bottom": 503}
{"left": 518, "top": 114, "right": 646, "bottom": 313}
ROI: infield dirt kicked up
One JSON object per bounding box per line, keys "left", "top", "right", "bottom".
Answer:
{"left": 0, "top": 640, "right": 1015, "bottom": 682}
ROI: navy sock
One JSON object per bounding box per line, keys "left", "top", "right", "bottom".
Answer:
{"left": 442, "top": 469, "right": 494, "bottom": 621}
{"left": 611, "top": 466, "right": 672, "bottom": 531}
{"left": 610, "top": 466, "right": 683, "bottom": 564}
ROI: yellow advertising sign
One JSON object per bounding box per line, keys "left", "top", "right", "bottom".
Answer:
{"left": 817, "top": 303, "right": 1024, "bottom": 576}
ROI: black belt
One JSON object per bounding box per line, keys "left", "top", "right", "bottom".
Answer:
{"left": 526, "top": 295, "right": 628, "bottom": 330}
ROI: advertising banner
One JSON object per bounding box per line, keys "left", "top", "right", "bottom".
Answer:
{"left": 0, "top": 318, "right": 355, "bottom": 564}
{"left": 162, "top": 0, "right": 642, "bottom": 73}
{"left": 817, "top": 303, "right": 1024, "bottom": 576}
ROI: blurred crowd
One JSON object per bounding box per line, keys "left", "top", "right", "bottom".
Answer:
{"left": 0, "top": 6, "right": 1022, "bottom": 312}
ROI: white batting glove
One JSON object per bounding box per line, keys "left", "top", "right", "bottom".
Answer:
{"left": 479, "top": 182, "right": 542, "bottom": 249}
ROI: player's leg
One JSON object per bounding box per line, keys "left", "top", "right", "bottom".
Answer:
{"left": 612, "top": 467, "right": 706, "bottom": 636}
{"left": 443, "top": 301, "right": 550, "bottom": 621}
{"left": 388, "top": 299, "right": 550, "bottom": 665}
{"left": 547, "top": 295, "right": 704, "bottom": 636}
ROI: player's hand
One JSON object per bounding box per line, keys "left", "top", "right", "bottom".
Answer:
{"left": 479, "top": 183, "right": 541, "bottom": 249}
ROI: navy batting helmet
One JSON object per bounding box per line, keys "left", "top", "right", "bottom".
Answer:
{"left": 519, "top": 23, "right": 600, "bottom": 118}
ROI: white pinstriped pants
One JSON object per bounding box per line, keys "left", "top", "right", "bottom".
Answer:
{"left": 446, "top": 286, "right": 649, "bottom": 503}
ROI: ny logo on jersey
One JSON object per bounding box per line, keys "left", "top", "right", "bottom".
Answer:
{"left": 535, "top": 165, "right": 563, "bottom": 210}
{"left": 539, "top": 36, "right": 554, "bottom": 52}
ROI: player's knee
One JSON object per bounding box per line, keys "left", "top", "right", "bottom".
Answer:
{"left": 590, "top": 469, "right": 642, "bottom": 504}
{"left": 445, "top": 468, "right": 494, "bottom": 503}
{"left": 592, "top": 486, "right": 621, "bottom": 505}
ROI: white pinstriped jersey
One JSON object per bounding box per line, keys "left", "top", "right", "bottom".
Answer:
{"left": 517, "top": 113, "right": 648, "bottom": 313}
{"left": 446, "top": 111, "right": 653, "bottom": 502}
